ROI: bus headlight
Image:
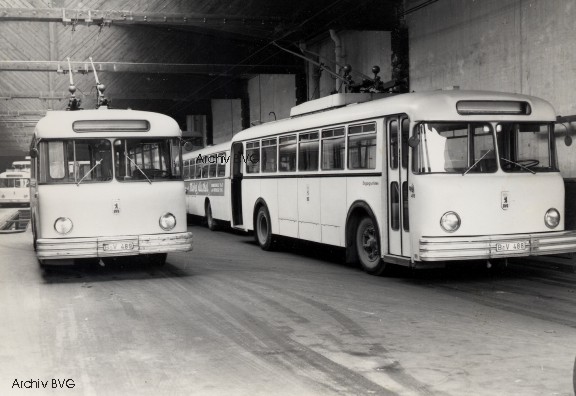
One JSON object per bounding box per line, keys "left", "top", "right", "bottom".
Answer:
{"left": 54, "top": 217, "right": 73, "bottom": 235}
{"left": 159, "top": 213, "right": 176, "bottom": 231}
{"left": 440, "top": 211, "right": 461, "bottom": 233}
{"left": 544, "top": 208, "right": 560, "bottom": 229}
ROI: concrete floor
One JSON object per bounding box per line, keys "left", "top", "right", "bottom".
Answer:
{"left": 0, "top": 221, "right": 575, "bottom": 395}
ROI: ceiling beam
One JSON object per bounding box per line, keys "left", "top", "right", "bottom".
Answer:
{"left": 0, "top": 60, "right": 300, "bottom": 75}
{"left": 0, "top": 7, "right": 284, "bottom": 29}
{"left": 0, "top": 91, "right": 246, "bottom": 101}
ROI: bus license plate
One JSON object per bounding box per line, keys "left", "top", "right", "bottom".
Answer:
{"left": 495, "top": 241, "right": 528, "bottom": 253}
{"left": 103, "top": 242, "right": 135, "bottom": 252}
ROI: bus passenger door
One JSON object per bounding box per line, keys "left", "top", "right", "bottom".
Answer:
{"left": 231, "top": 142, "right": 243, "bottom": 226}
{"left": 387, "top": 115, "right": 411, "bottom": 258}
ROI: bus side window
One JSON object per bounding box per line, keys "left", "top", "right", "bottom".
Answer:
{"left": 299, "top": 131, "right": 319, "bottom": 171}
{"left": 195, "top": 161, "right": 202, "bottom": 179}
{"left": 389, "top": 119, "right": 399, "bottom": 169}
{"left": 261, "top": 138, "right": 277, "bottom": 172}
{"left": 202, "top": 163, "right": 209, "bottom": 178}
{"left": 48, "top": 141, "right": 66, "bottom": 180}
{"left": 217, "top": 153, "right": 226, "bottom": 177}
{"left": 279, "top": 135, "right": 297, "bottom": 172}
{"left": 183, "top": 160, "right": 190, "bottom": 180}
{"left": 246, "top": 141, "right": 260, "bottom": 173}
{"left": 348, "top": 123, "right": 377, "bottom": 169}
{"left": 321, "top": 127, "right": 345, "bottom": 170}
{"left": 209, "top": 155, "right": 217, "bottom": 178}
{"left": 190, "top": 159, "right": 196, "bottom": 180}
{"left": 401, "top": 118, "right": 410, "bottom": 169}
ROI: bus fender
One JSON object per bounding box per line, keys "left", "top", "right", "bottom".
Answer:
{"left": 345, "top": 201, "right": 381, "bottom": 264}
{"left": 252, "top": 198, "right": 269, "bottom": 232}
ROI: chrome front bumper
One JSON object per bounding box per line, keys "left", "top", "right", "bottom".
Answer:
{"left": 419, "top": 231, "right": 576, "bottom": 261}
{"left": 37, "top": 232, "right": 193, "bottom": 259}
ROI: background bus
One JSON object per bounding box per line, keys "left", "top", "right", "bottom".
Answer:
{"left": 183, "top": 142, "right": 231, "bottom": 230}
{"left": 0, "top": 169, "right": 30, "bottom": 206}
{"left": 29, "top": 109, "right": 193, "bottom": 267}
{"left": 9, "top": 158, "right": 31, "bottom": 173}
{"left": 226, "top": 91, "right": 576, "bottom": 274}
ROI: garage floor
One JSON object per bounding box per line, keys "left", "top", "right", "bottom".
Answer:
{"left": 1, "top": 222, "right": 575, "bottom": 395}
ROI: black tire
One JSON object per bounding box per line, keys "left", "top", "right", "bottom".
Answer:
{"left": 148, "top": 253, "right": 167, "bottom": 266}
{"left": 254, "top": 205, "right": 274, "bottom": 250}
{"left": 355, "top": 216, "right": 386, "bottom": 275}
{"left": 205, "top": 201, "right": 218, "bottom": 231}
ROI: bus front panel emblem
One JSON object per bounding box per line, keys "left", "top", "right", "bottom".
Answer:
{"left": 501, "top": 191, "right": 509, "bottom": 210}
{"left": 113, "top": 199, "right": 120, "bottom": 215}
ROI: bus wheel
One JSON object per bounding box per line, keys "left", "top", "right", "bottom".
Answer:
{"left": 148, "top": 253, "right": 167, "bottom": 266}
{"left": 255, "top": 205, "right": 274, "bottom": 250}
{"left": 356, "top": 216, "right": 386, "bottom": 275}
{"left": 205, "top": 201, "right": 218, "bottom": 231}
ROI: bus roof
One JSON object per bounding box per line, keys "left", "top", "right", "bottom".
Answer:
{"left": 232, "top": 90, "right": 557, "bottom": 142}
{"left": 34, "top": 109, "right": 181, "bottom": 139}
{"left": 183, "top": 142, "right": 231, "bottom": 160}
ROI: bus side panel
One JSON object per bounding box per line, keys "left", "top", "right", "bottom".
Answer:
{"left": 277, "top": 178, "right": 298, "bottom": 238}
{"left": 260, "top": 178, "right": 279, "bottom": 234}
{"left": 346, "top": 175, "right": 384, "bottom": 248}
{"left": 242, "top": 179, "right": 261, "bottom": 230}
{"left": 320, "top": 177, "right": 346, "bottom": 246}
{"left": 298, "top": 178, "right": 321, "bottom": 242}
{"left": 217, "top": 178, "right": 232, "bottom": 222}
{"left": 185, "top": 182, "right": 204, "bottom": 218}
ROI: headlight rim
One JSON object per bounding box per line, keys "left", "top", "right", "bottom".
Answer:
{"left": 159, "top": 212, "right": 177, "bottom": 231}
{"left": 54, "top": 217, "right": 73, "bottom": 235}
{"left": 440, "top": 211, "right": 461, "bottom": 233}
{"left": 544, "top": 208, "right": 560, "bottom": 229}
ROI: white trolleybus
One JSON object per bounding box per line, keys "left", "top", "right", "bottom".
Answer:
{"left": 29, "top": 106, "right": 193, "bottom": 267}
{"left": 183, "top": 142, "right": 231, "bottom": 230}
{"left": 225, "top": 90, "right": 576, "bottom": 275}
{"left": 0, "top": 164, "right": 30, "bottom": 206}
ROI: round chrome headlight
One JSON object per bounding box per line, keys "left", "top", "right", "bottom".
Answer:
{"left": 54, "top": 217, "right": 73, "bottom": 235}
{"left": 440, "top": 211, "right": 461, "bottom": 233}
{"left": 544, "top": 208, "right": 560, "bottom": 229}
{"left": 159, "top": 213, "right": 176, "bottom": 231}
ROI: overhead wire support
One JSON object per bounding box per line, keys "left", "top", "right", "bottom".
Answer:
{"left": 272, "top": 41, "right": 350, "bottom": 87}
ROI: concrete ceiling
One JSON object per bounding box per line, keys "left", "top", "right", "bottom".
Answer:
{"left": 0, "top": 0, "right": 403, "bottom": 157}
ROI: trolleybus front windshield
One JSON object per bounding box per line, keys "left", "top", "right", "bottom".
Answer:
{"left": 497, "top": 123, "right": 556, "bottom": 173}
{"left": 39, "top": 139, "right": 113, "bottom": 184}
{"left": 413, "top": 122, "right": 556, "bottom": 174}
{"left": 113, "top": 138, "right": 182, "bottom": 182}
{"left": 413, "top": 122, "right": 496, "bottom": 174}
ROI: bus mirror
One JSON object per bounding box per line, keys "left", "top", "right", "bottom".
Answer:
{"left": 29, "top": 148, "right": 38, "bottom": 158}
{"left": 183, "top": 141, "right": 194, "bottom": 151}
{"left": 408, "top": 135, "right": 420, "bottom": 148}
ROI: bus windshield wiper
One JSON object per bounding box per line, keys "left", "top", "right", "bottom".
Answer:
{"left": 500, "top": 158, "right": 536, "bottom": 174}
{"left": 462, "top": 149, "right": 493, "bottom": 175}
{"left": 124, "top": 152, "right": 152, "bottom": 184}
{"left": 76, "top": 159, "right": 102, "bottom": 186}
